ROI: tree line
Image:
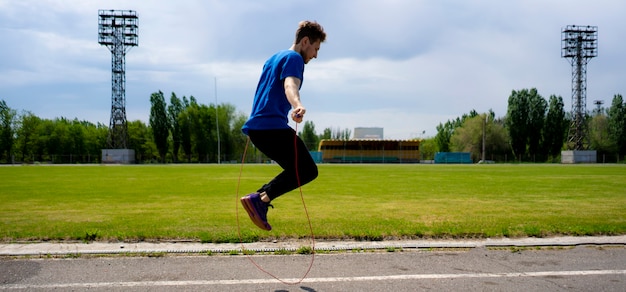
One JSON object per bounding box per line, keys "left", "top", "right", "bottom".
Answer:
{"left": 0, "top": 92, "right": 350, "bottom": 164}
{"left": 427, "top": 89, "right": 625, "bottom": 162}
{"left": 1, "top": 88, "right": 624, "bottom": 164}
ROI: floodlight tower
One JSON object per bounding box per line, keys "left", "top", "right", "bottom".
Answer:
{"left": 561, "top": 25, "right": 597, "bottom": 150}
{"left": 593, "top": 100, "right": 604, "bottom": 115}
{"left": 98, "top": 10, "right": 138, "bottom": 149}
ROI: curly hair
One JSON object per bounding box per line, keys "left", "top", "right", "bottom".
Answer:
{"left": 295, "top": 20, "right": 326, "bottom": 44}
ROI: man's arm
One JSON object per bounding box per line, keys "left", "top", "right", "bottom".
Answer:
{"left": 284, "top": 76, "right": 305, "bottom": 123}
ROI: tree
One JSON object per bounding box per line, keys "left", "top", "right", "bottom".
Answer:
{"left": 82, "top": 121, "right": 108, "bottom": 162}
{"left": 450, "top": 116, "right": 483, "bottom": 160}
{"left": 607, "top": 94, "right": 626, "bottom": 159}
{"left": 0, "top": 100, "right": 16, "bottom": 162}
{"left": 1, "top": 93, "right": 272, "bottom": 164}
{"left": 149, "top": 91, "right": 170, "bottom": 162}
{"left": 48, "top": 118, "right": 71, "bottom": 162}
{"left": 300, "top": 121, "right": 319, "bottom": 150}
{"left": 319, "top": 128, "right": 332, "bottom": 140}
{"left": 33, "top": 119, "right": 53, "bottom": 161}
{"left": 527, "top": 89, "right": 547, "bottom": 161}
{"left": 68, "top": 119, "right": 86, "bottom": 162}
{"left": 506, "top": 89, "right": 531, "bottom": 160}
{"left": 168, "top": 93, "right": 184, "bottom": 162}
{"left": 417, "top": 137, "right": 436, "bottom": 160}
{"left": 215, "top": 103, "right": 236, "bottom": 161}
{"left": 11, "top": 115, "right": 107, "bottom": 164}
{"left": 543, "top": 95, "right": 567, "bottom": 161}
{"left": 487, "top": 117, "right": 512, "bottom": 161}
{"left": 179, "top": 109, "right": 192, "bottom": 162}
{"left": 15, "top": 111, "right": 41, "bottom": 162}
{"left": 450, "top": 113, "right": 510, "bottom": 161}
{"left": 435, "top": 110, "right": 479, "bottom": 153}
{"left": 435, "top": 121, "right": 454, "bottom": 152}
{"left": 321, "top": 127, "right": 352, "bottom": 140}
{"left": 128, "top": 120, "right": 154, "bottom": 163}
{"left": 230, "top": 112, "right": 250, "bottom": 162}
{"left": 334, "top": 127, "right": 352, "bottom": 140}
{"left": 589, "top": 113, "right": 614, "bottom": 161}
{"left": 186, "top": 97, "right": 214, "bottom": 162}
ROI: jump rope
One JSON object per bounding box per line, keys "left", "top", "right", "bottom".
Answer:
{"left": 235, "top": 121, "right": 316, "bottom": 285}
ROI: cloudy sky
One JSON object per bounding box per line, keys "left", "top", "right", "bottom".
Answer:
{"left": 1, "top": 0, "right": 624, "bottom": 139}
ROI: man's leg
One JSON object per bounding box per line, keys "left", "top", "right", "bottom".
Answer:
{"left": 248, "top": 129, "right": 318, "bottom": 201}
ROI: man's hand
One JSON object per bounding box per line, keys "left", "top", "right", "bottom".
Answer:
{"left": 291, "top": 106, "right": 306, "bottom": 123}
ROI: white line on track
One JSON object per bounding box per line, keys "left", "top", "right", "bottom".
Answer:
{"left": 2, "top": 270, "right": 625, "bottom": 289}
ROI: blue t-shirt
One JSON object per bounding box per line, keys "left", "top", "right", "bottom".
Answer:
{"left": 242, "top": 50, "right": 304, "bottom": 134}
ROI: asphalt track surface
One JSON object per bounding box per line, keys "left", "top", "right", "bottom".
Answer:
{"left": 1, "top": 236, "right": 625, "bottom": 291}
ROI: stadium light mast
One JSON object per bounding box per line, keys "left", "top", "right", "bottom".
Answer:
{"left": 593, "top": 100, "right": 604, "bottom": 115}
{"left": 98, "top": 9, "right": 138, "bottom": 150}
{"left": 561, "top": 25, "right": 597, "bottom": 150}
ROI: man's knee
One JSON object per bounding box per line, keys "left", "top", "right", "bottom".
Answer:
{"left": 309, "top": 164, "right": 318, "bottom": 181}
{"left": 300, "top": 163, "right": 318, "bottom": 184}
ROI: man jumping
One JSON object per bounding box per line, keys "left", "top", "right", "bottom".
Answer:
{"left": 240, "top": 21, "right": 327, "bottom": 231}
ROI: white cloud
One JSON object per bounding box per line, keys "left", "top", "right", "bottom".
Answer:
{"left": 0, "top": 0, "right": 624, "bottom": 138}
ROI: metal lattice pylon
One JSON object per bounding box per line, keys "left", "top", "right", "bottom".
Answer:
{"left": 98, "top": 10, "right": 138, "bottom": 149}
{"left": 561, "top": 25, "right": 597, "bottom": 150}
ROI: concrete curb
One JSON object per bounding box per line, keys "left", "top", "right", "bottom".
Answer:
{"left": 1, "top": 236, "right": 624, "bottom": 256}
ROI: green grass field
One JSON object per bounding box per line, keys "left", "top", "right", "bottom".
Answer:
{"left": 1, "top": 164, "right": 625, "bottom": 243}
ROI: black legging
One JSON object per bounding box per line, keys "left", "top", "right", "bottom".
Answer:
{"left": 247, "top": 128, "right": 318, "bottom": 201}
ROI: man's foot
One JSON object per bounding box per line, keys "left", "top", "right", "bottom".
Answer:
{"left": 240, "top": 193, "right": 272, "bottom": 231}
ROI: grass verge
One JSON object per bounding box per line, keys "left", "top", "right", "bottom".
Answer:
{"left": 0, "top": 164, "right": 624, "bottom": 242}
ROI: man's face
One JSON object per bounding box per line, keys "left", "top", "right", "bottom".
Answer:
{"left": 301, "top": 38, "right": 321, "bottom": 64}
